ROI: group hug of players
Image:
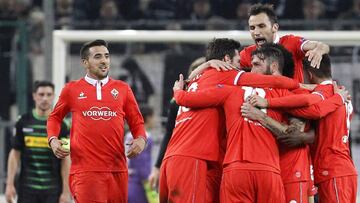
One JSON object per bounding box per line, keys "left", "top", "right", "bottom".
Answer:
{"left": 157, "top": 25, "right": 357, "bottom": 203}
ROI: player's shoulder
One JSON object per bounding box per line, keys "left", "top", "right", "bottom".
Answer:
{"left": 280, "top": 34, "right": 306, "bottom": 45}
{"left": 64, "top": 79, "right": 83, "bottom": 88}
{"left": 241, "top": 45, "right": 257, "bottom": 54}
{"left": 16, "top": 112, "right": 32, "bottom": 123}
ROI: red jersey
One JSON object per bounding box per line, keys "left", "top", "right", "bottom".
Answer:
{"left": 164, "top": 68, "right": 300, "bottom": 162}
{"left": 307, "top": 81, "right": 357, "bottom": 184}
{"left": 47, "top": 77, "right": 146, "bottom": 174}
{"left": 174, "top": 85, "right": 315, "bottom": 174}
{"left": 267, "top": 88, "right": 347, "bottom": 183}
{"left": 240, "top": 34, "right": 307, "bottom": 83}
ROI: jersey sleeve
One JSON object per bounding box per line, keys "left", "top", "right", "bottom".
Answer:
{"left": 268, "top": 92, "right": 323, "bottom": 108}
{"left": 11, "top": 116, "right": 25, "bottom": 150}
{"left": 58, "top": 121, "right": 70, "bottom": 139}
{"left": 47, "top": 85, "right": 71, "bottom": 140}
{"left": 240, "top": 49, "right": 252, "bottom": 69}
{"left": 174, "top": 85, "right": 233, "bottom": 108}
{"left": 238, "top": 73, "right": 300, "bottom": 89}
{"left": 286, "top": 94, "right": 344, "bottom": 119}
{"left": 124, "top": 85, "right": 146, "bottom": 140}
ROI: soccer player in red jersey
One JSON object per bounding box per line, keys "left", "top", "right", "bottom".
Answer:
{"left": 243, "top": 54, "right": 357, "bottom": 203}
{"left": 240, "top": 3, "right": 330, "bottom": 82}
{"left": 47, "top": 40, "right": 147, "bottom": 203}
{"left": 295, "top": 55, "right": 357, "bottom": 203}
{"left": 173, "top": 46, "right": 346, "bottom": 203}
{"left": 159, "top": 38, "right": 303, "bottom": 203}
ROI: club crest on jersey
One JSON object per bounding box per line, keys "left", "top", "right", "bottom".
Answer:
{"left": 111, "top": 88, "right": 119, "bottom": 99}
{"left": 78, "top": 92, "right": 87, "bottom": 99}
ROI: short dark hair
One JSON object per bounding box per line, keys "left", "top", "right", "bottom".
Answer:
{"left": 303, "top": 54, "right": 332, "bottom": 78}
{"left": 248, "top": 3, "right": 278, "bottom": 24}
{"left": 140, "top": 105, "right": 154, "bottom": 123}
{"left": 80, "top": 39, "right": 108, "bottom": 59}
{"left": 261, "top": 43, "right": 294, "bottom": 78}
{"left": 251, "top": 44, "right": 284, "bottom": 73}
{"left": 32, "top": 80, "right": 54, "bottom": 93}
{"left": 206, "top": 38, "right": 241, "bottom": 61}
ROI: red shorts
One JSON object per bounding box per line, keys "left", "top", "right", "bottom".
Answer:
{"left": 69, "top": 171, "right": 128, "bottom": 203}
{"left": 284, "top": 181, "right": 309, "bottom": 203}
{"left": 220, "top": 169, "right": 285, "bottom": 203}
{"left": 317, "top": 175, "right": 357, "bottom": 203}
{"left": 159, "top": 156, "right": 221, "bottom": 203}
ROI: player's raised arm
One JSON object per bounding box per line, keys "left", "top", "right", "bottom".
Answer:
{"left": 303, "top": 41, "right": 330, "bottom": 69}
{"left": 173, "top": 75, "right": 232, "bottom": 108}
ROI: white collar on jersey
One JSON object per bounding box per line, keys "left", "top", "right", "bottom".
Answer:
{"left": 320, "top": 80, "right": 333, "bottom": 85}
{"left": 273, "top": 34, "right": 280, "bottom": 44}
{"left": 84, "top": 75, "right": 109, "bottom": 86}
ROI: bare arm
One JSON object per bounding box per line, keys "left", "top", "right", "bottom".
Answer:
{"left": 302, "top": 41, "right": 330, "bottom": 68}
{"left": 5, "top": 149, "right": 21, "bottom": 203}
{"left": 188, "top": 59, "right": 235, "bottom": 80}
{"left": 241, "top": 103, "right": 314, "bottom": 147}
{"left": 241, "top": 103, "right": 287, "bottom": 137}
{"left": 59, "top": 156, "right": 71, "bottom": 203}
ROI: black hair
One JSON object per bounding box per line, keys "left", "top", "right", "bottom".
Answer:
{"left": 32, "top": 80, "right": 54, "bottom": 93}
{"left": 303, "top": 54, "right": 332, "bottom": 78}
{"left": 206, "top": 38, "right": 241, "bottom": 61}
{"left": 261, "top": 43, "right": 294, "bottom": 78}
{"left": 248, "top": 3, "right": 278, "bottom": 24}
{"left": 140, "top": 105, "right": 154, "bottom": 123}
{"left": 251, "top": 44, "right": 284, "bottom": 73}
{"left": 80, "top": 39, "right": 108, "bottom": 59}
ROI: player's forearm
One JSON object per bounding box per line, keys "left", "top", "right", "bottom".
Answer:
{"left": 61, "top": 156, "right": 71, "bottom": 194}
{"left": 6, "top": 150, "right": 20, "bottom": 185}
{"left": 255, "top": 113, "right": 288, "bottom": 138}
{"left": 287, "top": 93, "right": 344, "bottom": 119}
{"left": 239, "top": 73, "right": 299, "bottom": 90}
{"left": 316, "top": 41, "right": 330, "bottom": 54}
{"left": 268, "top": 93, "right": 323, "bottom": 108}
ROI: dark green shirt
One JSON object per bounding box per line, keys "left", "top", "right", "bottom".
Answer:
{"left": 11, "top": 109, "right": 69, "bottom": 194}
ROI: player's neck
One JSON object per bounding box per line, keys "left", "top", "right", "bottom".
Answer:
{"left": 34, "top": 108, "right": 51, "bottom": 118}
{"left": 315, "top": 77, "right": 332, "bottom": 84}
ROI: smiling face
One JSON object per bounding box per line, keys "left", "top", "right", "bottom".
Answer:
{"left": 82, "top": 45, "right": 110, "bottom": 80}
{"left": 248, "top": 12, "right": 279, "bottom": 47}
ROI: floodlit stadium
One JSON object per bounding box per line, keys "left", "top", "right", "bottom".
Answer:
{"left": 0, "top": 1, "right": 360, "bottom": 203}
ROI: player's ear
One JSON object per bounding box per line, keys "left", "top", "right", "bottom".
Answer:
{"left": 82, "top": 59, "right": 88, "bottom": 66}
{"left": 272, "top": 23, "right": 279, "bottom": 33}
{"left": 224, "top": 54, "right": 231, "bottom": 62}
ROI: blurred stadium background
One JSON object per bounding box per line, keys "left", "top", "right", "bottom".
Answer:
{"left": 0, "top": 0, "right": 360, "bottom": 202}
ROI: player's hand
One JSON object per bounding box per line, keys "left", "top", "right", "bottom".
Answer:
{"left": 59, "top": 192, "right": 71, "bottom": 203}
{"left": 126, "top": 137, "right": 146, "bottom": 159}
{"left": 300, "top": 83, "right": 317, "bottom": 91}
{"left": 148, "top": 167, "right": 160, "bottom": 190}
{"left": 5, "top": 183, "right": 16, "bottom": 203}
{"left": 333, "top": 81, "right": 351, "bottom": 102}
{"left": 247, "top": 95, "right": 268, "bottom": 108}
{"left": 277, "top": 126, "right": 305, "bottom": 147}
{"left": 305, "top": 49, "right": 323, "bottom": 69}
{"left": 50, "top": 138, "right": 70, "bottom": 159}
{"left": 241, "top": 103, "right": 265, "bottom": 121}
{"left": 207, "top": 59, "right": 236, "bottom": 71}
{"left": 173, "top": 74, "right": 185, "bottom": 91}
